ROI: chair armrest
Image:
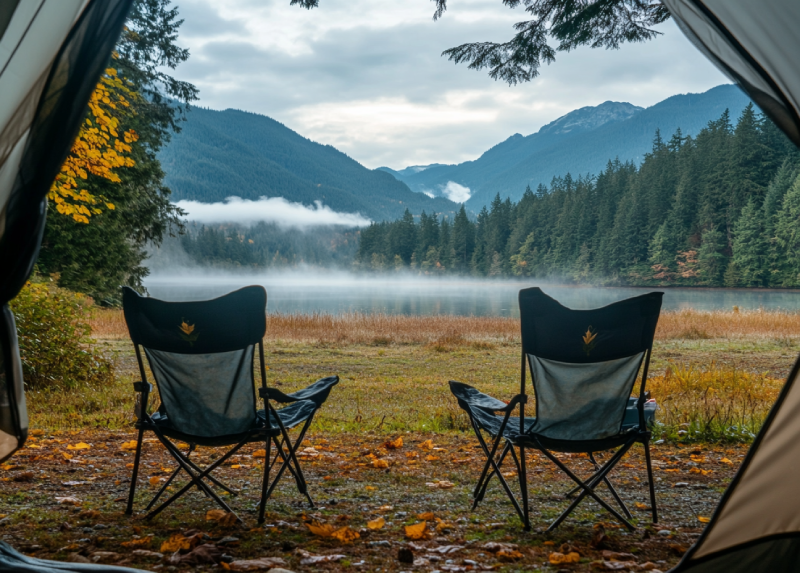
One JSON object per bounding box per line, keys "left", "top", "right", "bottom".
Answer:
{"left": 449, "top": 381, "right": 527, "bottom": 412}
{"left": 133, "top": 381, "right": 153, "bottom": 393}
{"left": 259, "top": 387, "right": 301, "bottom": 403}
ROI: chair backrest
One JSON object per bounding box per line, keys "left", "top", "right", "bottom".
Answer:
{"left": 519, "top": 288, "right": 662, "bottom": 441}
{"left": 122, "top": 286, "right": 267, "bottom": 438}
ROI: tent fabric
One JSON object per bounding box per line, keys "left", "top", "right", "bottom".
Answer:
{"left": 0, "top": 0, "right": 132, "bottom": 465}
{"left": 661, "top": 2, "right": 800, "bottom": 570}
{"left": 670, "top": 356, "right": 800, "bottom": 570}
{"left": 0, "top": 540, "right": 145, "bottom": 573}
{"left": 662, "top": 0, "right": 800, "bottom": 147}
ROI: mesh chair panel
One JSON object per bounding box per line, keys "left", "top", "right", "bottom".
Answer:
{"left": 145, "top": 347, "right": 256, "bottom": 438}
{"left": 529, "top": 353, "right": 645, "bottom": 441}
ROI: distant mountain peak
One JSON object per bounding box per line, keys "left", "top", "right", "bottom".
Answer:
{"left": 538, "top": 101, "right": 644, "bottom": 136}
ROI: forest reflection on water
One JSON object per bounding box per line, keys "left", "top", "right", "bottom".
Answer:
{"left": 143, "top": 272, "right": 800, "bottom": 317}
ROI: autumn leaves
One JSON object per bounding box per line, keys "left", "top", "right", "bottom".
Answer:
{"left": 49, "top": 69, "right": 139, "bottom": 224}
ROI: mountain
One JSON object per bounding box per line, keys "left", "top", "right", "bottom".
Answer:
{"left": 382, "top": 84, "right": 751, "bottom": 209}
{"left": 158, "top": 107, "right": 458, "bottom": 222}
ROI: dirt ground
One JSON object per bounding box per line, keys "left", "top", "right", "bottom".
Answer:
{"left": 0, "top": 429, "right": 747, "bottom": 573}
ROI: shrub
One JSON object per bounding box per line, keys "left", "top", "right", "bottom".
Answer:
{"left": 9, "top": 279, "right": 114, "bottom": 390}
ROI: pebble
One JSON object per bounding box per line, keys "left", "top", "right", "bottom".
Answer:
{"left": 658, "top": 530, "right": 672, "bottom": 537}
{"left": 368, "top": 540, "right": 392, "bottom": 547}
{"left": 674, "top": 482, "right": 689, "bottom": 488}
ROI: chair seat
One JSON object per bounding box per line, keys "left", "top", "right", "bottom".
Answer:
{"left": 142, "top": 399, "right": 317, "bottom": 447}
{"left": 515, "top": 427, "right": 648, "bottom": 454}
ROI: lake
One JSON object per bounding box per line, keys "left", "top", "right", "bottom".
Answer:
{"left": 143, "top": 271, "right": 800, "bottom": 316}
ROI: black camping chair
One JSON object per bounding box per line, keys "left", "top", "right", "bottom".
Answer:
{"left": 450, "top": 288, "right": 661, "bottom": 531}
{"left": 122, "top": 286, "right": 339, "bottom": 523}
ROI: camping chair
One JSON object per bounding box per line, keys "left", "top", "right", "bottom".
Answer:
{"left": 450, "top": 288, "right": 661, "bottom": 531}
{"left": 121, "top": 286, "right": 339, "bottom": 523}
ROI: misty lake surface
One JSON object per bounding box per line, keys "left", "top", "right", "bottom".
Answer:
{"left": 143, "top": 272, "right": 800, "bottom": 316}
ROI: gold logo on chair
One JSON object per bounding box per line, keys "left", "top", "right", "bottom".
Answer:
{"left": 179, "top": 319, "right": 199, "bottom": 346}
{"left": 582, "top": 326, "right": 598, "bottom": 356}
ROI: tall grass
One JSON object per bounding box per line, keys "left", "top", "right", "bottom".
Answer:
{"left": 647, "top": 364, "right": 783, "bottom": 441}
{"left": 89, "top": 308, "right": 800, "bottom": 343}
{"left": 82, "top": 308, "right": 796, "bottom": 442}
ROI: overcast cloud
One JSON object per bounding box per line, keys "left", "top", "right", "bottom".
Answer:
{"left": 175, "top": 197, "right": 372, "bottom": 228}
{"left": 172, "top": 0, "right": 729, "bottom": 169}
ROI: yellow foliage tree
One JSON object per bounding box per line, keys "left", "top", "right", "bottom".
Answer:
{"left": 49, "top": 68, "right": 139, "bottom": 223}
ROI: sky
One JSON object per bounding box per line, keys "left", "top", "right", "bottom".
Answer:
{"left": 172, "top": 0, "right": 730, "bottom": 170}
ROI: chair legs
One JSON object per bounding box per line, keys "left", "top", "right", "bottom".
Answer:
{"left": 261, "top": 416, "right": 315, "bottom": 509}
{"left": 125, "top": 427, "right": 145, "bottom": 516}
{"left": 539, "top": 440, "right": 637, "bottom": 531}
{"left": 644, "top": 439, "right": 659, "bottom": 524}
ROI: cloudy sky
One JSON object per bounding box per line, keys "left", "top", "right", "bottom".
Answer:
{"left": 172, "top": 0, "right": 729, "bottom": 170}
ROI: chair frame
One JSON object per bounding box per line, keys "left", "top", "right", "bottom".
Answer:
{"left": 458, "top": 292, "right": 661, "bottom": 532}
{"left": 125, "top": 340, "right": 315, "bottom": 523}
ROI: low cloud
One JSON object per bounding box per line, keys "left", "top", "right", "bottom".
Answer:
{"left": 441, "top": 181, "right": 471, "bottom": 203}
{"left": 175, "top": 196, "right": 372, "bottom": 229}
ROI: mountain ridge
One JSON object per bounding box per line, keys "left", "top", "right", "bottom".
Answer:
{"left": 381, "top": 84, "right": 751, "bottom": 208}
{"left": 158, "top": 107, "right": 459, "bottom": 222}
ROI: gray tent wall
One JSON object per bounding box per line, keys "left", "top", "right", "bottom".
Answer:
{"left": 0, "top": 0, "right": 133, "bottom": 464}
{"left": 662, "top": 1, "right": 800, "bottom": 571}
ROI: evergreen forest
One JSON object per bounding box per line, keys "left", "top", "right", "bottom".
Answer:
{"left": 357, "top": 104, "right": 800, "bottom": 287}
{"left": 175, "top": 222, "right": 359, "bottom": 269}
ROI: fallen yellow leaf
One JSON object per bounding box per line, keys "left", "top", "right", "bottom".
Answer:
{"left": 120, "top": 441, "right": 138, "bottom": 451}
{"left": 372, "top": 459, "right": 389, "bottom": 469}
{"left": 721, "top": 458, "right": 733, "bottom": 465}
{"left": 62, "top": 453, "right": 73, "bottom": 460}
{"left": 426, "top": 455, "right": 439, "bottom": 461}
{"left": 367, "top": 517, "right": 385, "bottom": 530}
{"left": 149, "top": 476, "right": 162, "bottom": 486}
{"left": 121, "top": 536, "right": 152, "bottom": 548}
{"left": 404, "top": 521, "right": 430, "bottom": 540}
{"left": 384, "top": 437, "right": 403, "bottom": 449}
{"left": 306, "top": 521, "right": 360, "bottom": 544}
{"left": 377, "top": 505, "right": 394, "bottom": 512}
{"left": 331, "top": 526, "right": 360, "bottom": 544}
{"left": 365, "top": 486, "right": 376, "bottom": 491}
{"left": 206, "top": 509, "right": 238, "bottom": 527}
{"left": 549, "top": 551, "right": 580, "bottom": 564}
{"left": 161, "top": 533, "right": 192, "bottom": 553}
{"left": 419, "top": 439, "right": 434, "bottom": 450}
{"left": 231, "top": 464, "right": 241, "bottom": 469}
{"left": 67, "top": 443, "right": 91, "bottom": 451}
{"left": 698, "top": 516, "right": 711, "bottom": 523}
{"left": 252, "top": 449, "right": 266, "bottom": 458}
{"left": 426, "top": 480, "right": 454, "bottom": 489}
{"left": 417, "top": 512, "right": 435, "bottom": 521}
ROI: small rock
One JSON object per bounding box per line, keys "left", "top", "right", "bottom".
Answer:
{"left": 398, "top": 547, "right": 414, "bottom": 564}
{"left": 218, "top": 537, "right": 240, "bottom": 545}
{"left": 674, "top": 482, "right": 689, "bottom": 488}
{"left": 658, "top": 529, "right": 672, "bottom": 537}
{"left": 265, "top": 569, "right": 296, "bottom": 573}
{"left": 93, "top": 524, "right": 109, "bottom": 530}
{"left": 81, "top": 527, "right": 94, "bottom": 534}
{"left": 90, "top": 551, "right": 121, "bottom": 563}
{"left": 66, "top": 554, "right": 91, "bottom": 564}
{"left": 368, "top": 540, "right": 392, "bottom": 548}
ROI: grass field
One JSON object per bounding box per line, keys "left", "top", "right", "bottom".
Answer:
{"left": 6, "top": 309, "right": 797, "bottom": 571}
{"left": 27, "top": 309, "right": 799, "bottom": 442}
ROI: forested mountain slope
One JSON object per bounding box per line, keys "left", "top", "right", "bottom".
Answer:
{"left": 360, "top": 105, "right": 800, "bottom": 287}
{"left": 158, "top": 107, "right": 458, "bottom": 221}
{"left": 383, "top": 85, "right": 751, "bottom": 209}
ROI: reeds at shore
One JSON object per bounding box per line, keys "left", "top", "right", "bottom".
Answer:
{"left": 89, "top": 308, "right": 800, "bottom": 343}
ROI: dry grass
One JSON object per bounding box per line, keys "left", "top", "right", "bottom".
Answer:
{"left": 79, "top": 307, "right": 799, "bottom": 442}
{"left": 88, "top": 308, "right": 800, "bottom": 344}
{"left": 647, "top": 363, "right": 783, "bottom": 440}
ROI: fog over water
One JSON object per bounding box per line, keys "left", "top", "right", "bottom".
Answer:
{"left": 144, "top": 271, "right": 800, "bottom": 316}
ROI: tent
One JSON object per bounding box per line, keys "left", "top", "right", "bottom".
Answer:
{"left": 0, "top": 0, "right": 132, "bottom": 464}
{"left": 661, "top": 1, "right": 800, "bottom": 571}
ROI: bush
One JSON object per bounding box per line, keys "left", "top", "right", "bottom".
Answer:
{"left": 9, "top": 279, "right": 114, "bottom": 390}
